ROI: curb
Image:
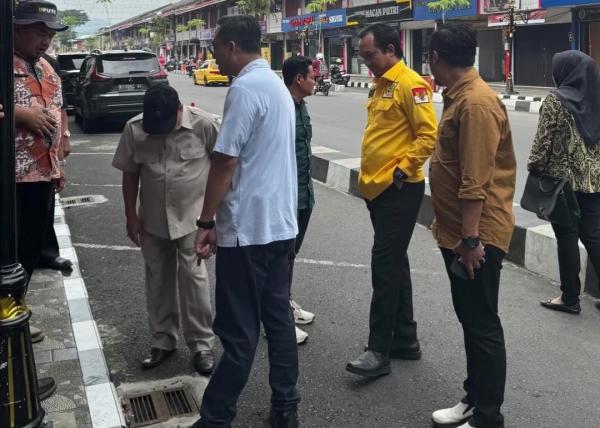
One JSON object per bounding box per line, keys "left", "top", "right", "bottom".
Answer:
{"left": 347, "top": 81, "right": 543, "bottom": 113}
{"left": 55, "top": 197, "right": 126, "bottom": 428}
{"left": 309, "top": 145, "right": 600, "bottom": 298}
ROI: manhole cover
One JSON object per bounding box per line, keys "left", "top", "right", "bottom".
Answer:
{"left": 123, "top": 387, "right": 199, "bottom": 427}
{"left": 60, "top": 195, "right": 107, "bottom": 208}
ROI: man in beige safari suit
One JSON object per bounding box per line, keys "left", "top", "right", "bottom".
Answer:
{"left": 113, "top": 84, "right": 217, "bottom": 375}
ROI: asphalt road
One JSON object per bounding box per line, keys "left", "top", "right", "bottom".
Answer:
{"left": 61, "top": 114, "right": 600, "bottom": 427}
{"left": 168, "top": 73, "right": 538, "bottom": 199}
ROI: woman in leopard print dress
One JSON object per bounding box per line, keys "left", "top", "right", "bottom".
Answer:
{"left": 527, "top": 50, "right": 600, "bottom": 315}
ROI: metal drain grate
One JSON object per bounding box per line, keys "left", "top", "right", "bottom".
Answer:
{"left": 60, "top": 195, "right": 107, "bottom": 208}
{"left": 124, "top": 387, "right": 199, "bottom": 427}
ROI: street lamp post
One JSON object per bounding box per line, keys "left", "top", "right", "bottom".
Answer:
{"left": 0, "top": 0, "right": 45, "bottom": 427}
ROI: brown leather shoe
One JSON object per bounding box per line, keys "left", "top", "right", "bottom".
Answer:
{"left": 141, "top": 348, "right": 176, "bottom": 369}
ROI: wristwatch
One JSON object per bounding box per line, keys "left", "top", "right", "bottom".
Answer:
{"left": 196, "top": 217, "right": 215, "bottom": 230}
{"left": 461, "top": 236, "right": 481, "bottom": 249}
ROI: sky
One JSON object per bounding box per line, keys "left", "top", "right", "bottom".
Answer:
{"left": 53, "top": 0, "right": 174, "bottom": 35}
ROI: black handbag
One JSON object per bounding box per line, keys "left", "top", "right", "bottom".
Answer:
{"left": 520, "top": 172, "right": 579, "bottom": 227}
{"left": 520, "top": 138, "right": 580, "bottom": 227}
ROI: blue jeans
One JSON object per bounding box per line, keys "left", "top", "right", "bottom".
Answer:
{"left": 199, "top": 239, "right": 300, "bottom": 427}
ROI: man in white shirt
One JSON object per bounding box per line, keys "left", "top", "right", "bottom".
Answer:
{"left": 192, "top": 16, "right": 300, "bottom": 428}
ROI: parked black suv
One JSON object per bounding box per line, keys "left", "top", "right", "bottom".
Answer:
{"left": 56, "top": 52, "right": 87, "bottom": 111}
{"left": 74, "top": 50, "right": 168, "bottom": 132}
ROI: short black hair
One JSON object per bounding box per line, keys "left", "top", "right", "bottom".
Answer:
{"left": 429, "top": 24, "right": 477, "bottom": 68}
{"left": 282, "top": 56, "right": 312, "bottom": 87}
{"left": 216, "top": 15, "right": 261, "bottom": 54}
{"left": 359, "top": 23, "right": 403, "bottom": 59}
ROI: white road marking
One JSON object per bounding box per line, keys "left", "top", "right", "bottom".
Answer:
{"left": 69, "top": 183, "right": 121, "bottom": 187}
{"left": 72, "top": 243, "right": 369, "bottom": 268}
{"left": 70, "top": 152, "right": 114, "bottom": 155}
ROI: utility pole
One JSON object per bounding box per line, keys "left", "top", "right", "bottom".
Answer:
{"left": 0, "top": 1, "right": 45, "bottom": 426}
{"left": 504, "top": 0, "right": 517, "bottom": 94}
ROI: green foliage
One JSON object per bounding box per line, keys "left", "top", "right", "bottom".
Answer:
{"left": 236, "top": 0, "right": 273, "bottom": 18}
{"left": 426, "top": 0, "right": 471, "bottom": 22}
{"left": 176, "top": 24, "right": 188, "bottom": 33}
{"left": 306, "top": 0, "right": 336, "bottom": 14}
{"left": 187, "top": 19, "right": 206, "bottom": 31}
{"left": 56, "top": 10, "right": 90, "bottom": 47}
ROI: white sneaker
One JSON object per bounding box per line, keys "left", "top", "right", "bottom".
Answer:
{"left": 432, "top": 401, "right": 474, "bottom": 425}
{"left": 457, "top": 421, "right": 476, "bottom": 428}
{"left": 295, "top": 326, "right": 308, "bottom": 345}
{"left": 291, "top": 300, "right": 315, "bottom": 325}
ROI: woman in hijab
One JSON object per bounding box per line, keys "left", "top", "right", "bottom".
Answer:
{"left": 528, "top": 50, "right": 600, "bottom": 315}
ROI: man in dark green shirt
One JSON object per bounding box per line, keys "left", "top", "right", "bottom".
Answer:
{"left": 283, "top": 56, "right": 316, "bottom": 345}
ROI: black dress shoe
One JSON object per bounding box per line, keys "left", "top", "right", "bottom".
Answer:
{"left": 595, "top": 300, "right": 600, "bottom": 311}
{"left": 141, "top": 348, "right": 176, "bottom": 369}
{"left": 389, "top": 341, "right": 422, "bottom": 360}
{"left": 38, "top": 257, "right": 73, "bottom": 271}
{"left": 38, "top": 377, "right": 56, "bottom": 401}
{"left": 270, "top": 409, "right": 299, "bottom": 428}
{"left": 346, "top": 349, "right": 390, "bottom": 378}
{"left": 193, "top": 350, "right": 215, "bottom": 375}
{"left": 540, "top": 298, "right": 581, "bottom": 314}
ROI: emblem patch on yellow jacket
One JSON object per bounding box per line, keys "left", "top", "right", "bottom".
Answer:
{"left": 412, "top": 87, "right": 429, "bottom": 104}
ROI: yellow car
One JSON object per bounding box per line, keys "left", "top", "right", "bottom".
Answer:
{"left": 194, "top": 60, "right": 230, "bottom": 86}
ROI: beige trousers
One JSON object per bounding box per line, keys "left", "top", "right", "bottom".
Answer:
{"left": 140, "top": 231, "right": 215, "bottom": 353}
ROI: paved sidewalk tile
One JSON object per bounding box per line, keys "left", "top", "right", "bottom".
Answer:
{"left": 25, "top": 197, "right": 124, "bottom": 428}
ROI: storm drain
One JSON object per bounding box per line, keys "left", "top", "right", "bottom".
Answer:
{"left": 124, "top": 387, "right": 198, "bottom": 427}
{"left": 60, "top": 195, "right": 107, "bottom": 208}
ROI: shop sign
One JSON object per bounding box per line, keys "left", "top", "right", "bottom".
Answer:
{"left": 576, "top": 6, "right": 600, "bottom": 22}
{"left": 282, "top": 9, "right": 347, "bottom": 33}
{"left": 542, "top": 0, "right": 598, "bottom": 7}
{"left": 347, "top": 1, "right": 412, "bottom": 24}
{"left": 480, "top": 0, "right": 540, "bottom": 15}
{"left": 413, "top": 0, "right": 478, "bottom": 21}
{"left": 199, "top": 29, "right": 214, "bottom": 41}
{"left": 488, "top": 9, "right": 546, "bottom": 26}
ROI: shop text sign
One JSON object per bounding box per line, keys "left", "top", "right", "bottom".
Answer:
{"left": 413, "top": 0, "right": 477, "bottom": 20}
{"left": 282, "top": 9, "right": 347, "bottom": 32}
{"left": 347, "top": 1, "right": 412, "bottom": 23}
{"left": 487, "top": 9, "right": 546, "bottom": 26}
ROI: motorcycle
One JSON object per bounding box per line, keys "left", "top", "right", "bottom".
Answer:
{"left": 166, "top": 62, "right": 175, "bottom": 72}
{"left": 330, "top": 64, "right": 350, "bottom": 86}
{"left": 187, "top": 62, "right": 196, "bottom": 78}
{"left": 313, "top": 76, "right": 331, "bottom": 96}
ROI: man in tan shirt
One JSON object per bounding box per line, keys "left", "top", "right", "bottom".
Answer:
{"left": 113, "top": 85, "right": 218, "bottom": 375}
{"left": 428, "top": 26, "right": 516, "bottom": 428}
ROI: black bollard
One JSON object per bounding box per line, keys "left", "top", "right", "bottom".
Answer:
{"left": 0, "top": 0, "right": 45, "bottom": 426}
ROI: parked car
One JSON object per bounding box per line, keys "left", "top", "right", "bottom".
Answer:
{"left": 193, "top": 60, "right": 229, "bottom": 86}
{"left": 74, "top": 50, "right": 168, "bottom": 132}
{"left": 56, "top": 52, "right": 87, "bottom": 112}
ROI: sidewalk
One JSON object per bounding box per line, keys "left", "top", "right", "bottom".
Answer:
{"left": 27, "top": 198, "right": 124, "bottom": 428}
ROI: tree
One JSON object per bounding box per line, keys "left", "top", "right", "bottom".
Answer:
{"left": 187, "top": 18, "right": 206, "bottom": 34}
{"left": 56, "top": 10, "right": 90, "bottom": 49}
{"left": 426, "top": 0, "right": 471, "bottom": 23}
{"left": 236, "top": 0, "right": 273, "bottom": 19}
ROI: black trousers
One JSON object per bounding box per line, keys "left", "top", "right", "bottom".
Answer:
{"left": 552, "top": 192, "right": 600, "bottom": 305}
{"left": 16, "top": 182, "right": 55, "bottom": 283}
{"left": 40, "top": 194, "right": 60, "bottom": 263}
{"left": 441, "top": 246, "right": 506, "bottom": 428}
{"left": 200, "top": 239, "right": 300, "bottom": 427}
{"left": 288, "top": 208, "right": 313, "bottom": 289}
{"left": 366, "top": 182, "right": 424, "bottom": 354}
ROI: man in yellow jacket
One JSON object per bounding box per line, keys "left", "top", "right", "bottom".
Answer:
{"left": 346, "top": 23, "right": 437, "bottom": 378}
